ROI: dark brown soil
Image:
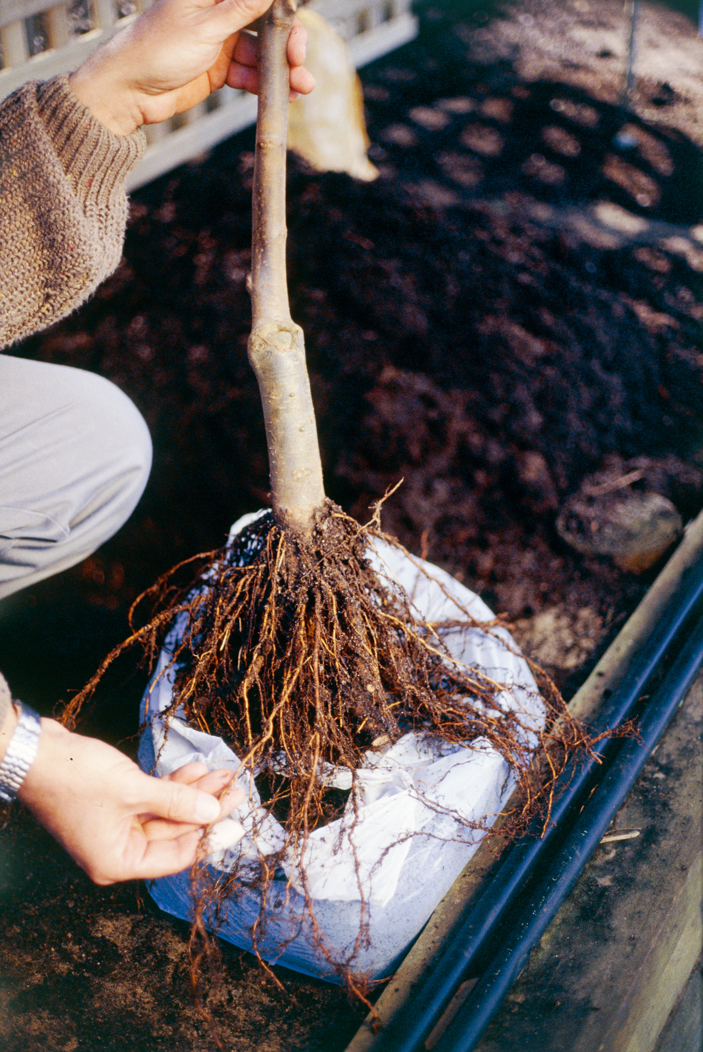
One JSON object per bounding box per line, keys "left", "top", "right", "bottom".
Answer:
{"left": 1, "top": 0, "right": 703, "bottom": 1048}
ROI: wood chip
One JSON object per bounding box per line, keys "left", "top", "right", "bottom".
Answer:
{"left": 600, "top": 828, "right": 641, "bottom": 843}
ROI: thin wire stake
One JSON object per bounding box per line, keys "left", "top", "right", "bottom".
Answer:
{"left": 621, "top": 0, "right": 638, "bottom": 108}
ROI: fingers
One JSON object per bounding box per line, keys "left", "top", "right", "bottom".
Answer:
{"left": 94, "top": 829, "right": 204, "bottom": 885}
{"left": 226, "top": 61, "right": 315, "bottom": 98}
{"left": 165, "top": 765, "right": 242, "bottom": 810}
{"left": 124, "top": 782, "right": 246, "bottom": 882}
{"left": 289, "top": 63, "right": 315, "bottom": 98}
{"left": 227, "top": 18, "right": 315, "bottom": 97}
{"left": 162, "top": 761, "right": 210, "bottom": 785}
{"left": 227, "top": 60, "right": 259, "bottom": 95}
{"left": 140, "top": 768, "right": 244, "bottom": 841}
{"left": 230, "top": 18, "right": 307, "bottom": 68}
{"left": 141, "top": 773, "right": 224, "bottom": 826}
{"left": 131, "top": 810, "right": 244, "bottom": 881}
{"left": 286, "top": 18, "right": 307, "bottom": 68}
{"left": 232, "top": 28, "right": 258, "bottom": 68}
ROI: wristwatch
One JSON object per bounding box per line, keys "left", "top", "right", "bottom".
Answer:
{"left": 0, "top": 701, "right": 42, "bottom": 803}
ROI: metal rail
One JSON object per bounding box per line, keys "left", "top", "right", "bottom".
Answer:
{"left": 346, "top": 509, "right": 703, "bottom": 1052}
{"left": 434, "top": 610, "right": 703, "bottom": 1052}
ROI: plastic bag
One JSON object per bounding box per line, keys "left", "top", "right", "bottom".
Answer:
{"left": 138, "top": 513, "right": 544, "bottom": 981}
{"left": 288, "top": 9, "right": 379, "bottom": 182}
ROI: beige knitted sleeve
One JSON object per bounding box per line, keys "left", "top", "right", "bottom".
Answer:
{"left": 0, "top": 74, "right": 146, "bottom": 348}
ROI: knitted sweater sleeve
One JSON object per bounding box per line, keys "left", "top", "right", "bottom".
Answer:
{"left": 0, "top": 74, "right": 146, "bottom": 348}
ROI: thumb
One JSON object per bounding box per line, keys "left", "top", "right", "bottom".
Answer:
{"left": 141, "top": 774, "right": 222, "bottom": 826}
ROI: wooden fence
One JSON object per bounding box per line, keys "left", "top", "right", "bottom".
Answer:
{"left": 0, "top": 0, "right": 417, "bottom": 189}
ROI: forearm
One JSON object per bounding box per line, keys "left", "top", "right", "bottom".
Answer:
{"left": 0, "top": 76, "right": 144, "bottom": 349}
{"left": 0, "top": 676, "right": 15, "bottom": 762}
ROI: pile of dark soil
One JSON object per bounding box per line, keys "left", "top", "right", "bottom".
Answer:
{"left": 1, "top": 0, "right": 703, "bottom": 1048}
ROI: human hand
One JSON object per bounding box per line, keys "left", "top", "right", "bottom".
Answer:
{"left": 17, "top": 718, "right": 244, "bottom": 884}
{"left": 68, "top": 0, "right": 315, "bottom": 136}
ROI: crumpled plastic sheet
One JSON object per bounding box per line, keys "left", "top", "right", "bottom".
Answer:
{"left": 138, "top": 512, "right": 545, "bottom": 981}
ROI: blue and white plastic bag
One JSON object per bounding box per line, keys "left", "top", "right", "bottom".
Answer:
{"left": 139, "top": 512, "right": 544, "bottom": 981}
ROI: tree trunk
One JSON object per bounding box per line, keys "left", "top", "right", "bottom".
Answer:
{"left": 247, "top": 0, "right": 326, "bottom": 539}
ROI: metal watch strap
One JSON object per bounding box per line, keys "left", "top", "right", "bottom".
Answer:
{"left": 0, "top": 701, "right": 42, "bottom": 803}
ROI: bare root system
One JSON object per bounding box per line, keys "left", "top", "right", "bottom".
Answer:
{"left": 64, "top": 500, "right": 596, "bottom": 987}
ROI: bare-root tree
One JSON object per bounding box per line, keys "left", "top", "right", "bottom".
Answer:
{"left": 64, "top": 0, "right": 596, "bottom": 990}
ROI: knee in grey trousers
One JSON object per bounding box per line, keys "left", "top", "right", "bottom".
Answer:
{"left": 0, "top": 355, "right": 152, "bottom": 599}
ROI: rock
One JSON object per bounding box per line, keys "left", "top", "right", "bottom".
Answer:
{"left": 513, "top": 605, "right": 605, "bottom": 672}
{"left": 556, "top": 485, "right": 683, "bottom": 572}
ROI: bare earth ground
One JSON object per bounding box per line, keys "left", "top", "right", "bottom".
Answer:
{"left": 1, "top": 1, "right": 702, "bottom": 1049}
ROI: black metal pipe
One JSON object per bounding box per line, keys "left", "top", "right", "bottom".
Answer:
{"left": 435, "top": 612, "right": 703, "bottom": 1052}
{"left": 369, "top": 554, "right": 703, "bottom": 1052}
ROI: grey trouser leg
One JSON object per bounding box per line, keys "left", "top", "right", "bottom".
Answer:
{"left": 0, "top": 355, "right": 152, "bottom": 600}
